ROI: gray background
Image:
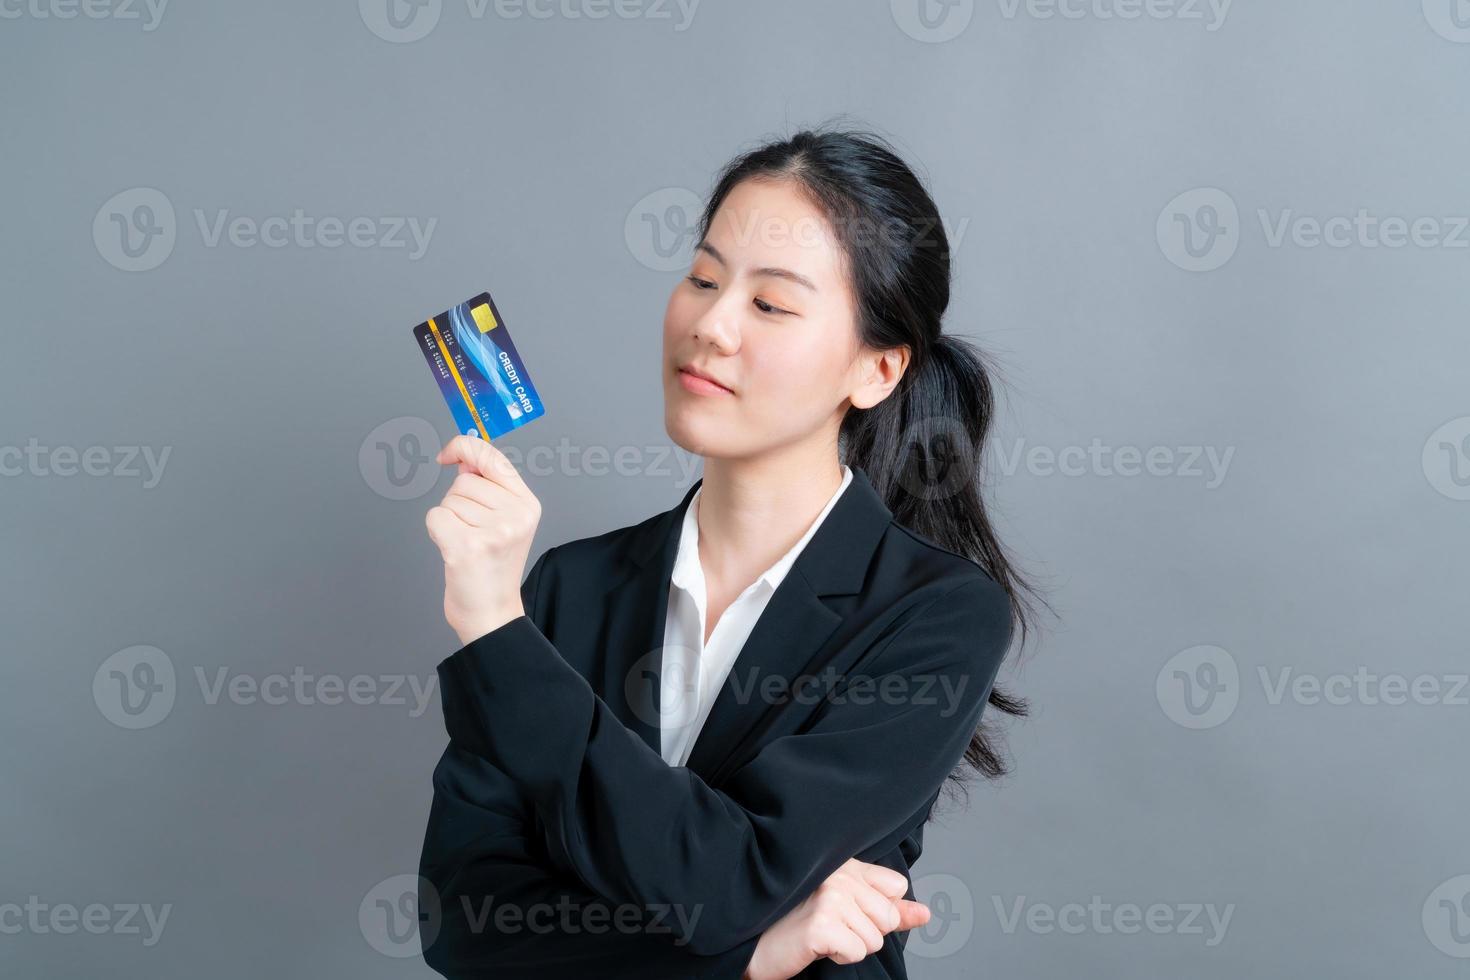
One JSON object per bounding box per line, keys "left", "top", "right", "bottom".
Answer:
{"left": 3, "top": 0, "right": 1468, "bottom": 976}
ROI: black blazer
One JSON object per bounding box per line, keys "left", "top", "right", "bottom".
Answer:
{"left": 418, "top": 464, "right": 1013, "bottom": 979}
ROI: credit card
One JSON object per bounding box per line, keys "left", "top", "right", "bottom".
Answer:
{"left": 411, "top": 291, "right": 545, "bottom": 440}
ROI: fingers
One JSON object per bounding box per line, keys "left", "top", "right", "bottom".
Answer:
{"left": 838, "top": 893, "right": 889, "bottom": 953}
{"left": 894, "top": 898, "right": 931, "bottom": 932}
{"left": 436, "top": 434, "right": 529, "bottom": 496}
{"left": 818, "top": 917, "right": 871, "bottom": 967}
{"left": 437, "top": 492, "right": 496, "bottom": 529}
{"left": 444, "top": 470, "right": 517, "bottom": 511}
{"left": 853, "top": 861, "right": 910, "bottom": 901}
{"left": 817, "top": 893, "right": 886, "bottom": 966}
{"left": 424, "top": 504, "right": 467, "bottom": 550}
{"left": 806, "top": 861, "right": 917, "bottom": 968}
{"left": 849, "top": 884, "right": 902, "bottom": 935}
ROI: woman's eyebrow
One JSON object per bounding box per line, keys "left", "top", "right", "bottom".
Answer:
{"left": 696, "top": 242, "right": 819, "bottom": 293}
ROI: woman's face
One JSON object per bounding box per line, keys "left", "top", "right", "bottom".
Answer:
{"left": 662, "top": 177, "right": 900, "bottom": 460}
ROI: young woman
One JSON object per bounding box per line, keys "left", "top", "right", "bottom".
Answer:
{"left": 418, "top": 126, "right": 1040, "bottom": 979}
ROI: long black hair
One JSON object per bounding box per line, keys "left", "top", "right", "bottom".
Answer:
{"left": 694, "top": 123, "right": 1047, "bottom": 794}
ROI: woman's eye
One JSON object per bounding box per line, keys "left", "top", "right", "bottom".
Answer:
{"left": 685, "top": 276, "right": 788, "bottom": 315}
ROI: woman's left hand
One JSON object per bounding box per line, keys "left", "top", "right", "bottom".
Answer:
{"left": 424, "top": 434, "right": 542, "bottom": 646}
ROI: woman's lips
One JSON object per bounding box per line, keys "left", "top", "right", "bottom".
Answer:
{"left": 678, "top": 367, "right": 735, "bottom": 396}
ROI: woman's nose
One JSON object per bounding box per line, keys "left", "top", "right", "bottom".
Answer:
{"left": 692, "top": 308, "right": 739, "bottom": 353}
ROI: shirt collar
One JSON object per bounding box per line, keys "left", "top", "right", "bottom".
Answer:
{"left": 670, "top": 465, "right": 853, "bottom": 598}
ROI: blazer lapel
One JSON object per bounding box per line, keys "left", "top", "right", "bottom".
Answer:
{"left": 683, "top": 466, "right": 891, "bottom": 779}
{"left": 594, "top": 479, "right": 702, "bottom": 758}
{"left": 595, "top": 466, "right": 893, "bottom": 778}
{"left": 596, "top": 466, "right": 894, "bottom": 780}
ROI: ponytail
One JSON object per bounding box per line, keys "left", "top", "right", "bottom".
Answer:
{"left": 843, "top": 331, "right": 1037, "bottom": 782}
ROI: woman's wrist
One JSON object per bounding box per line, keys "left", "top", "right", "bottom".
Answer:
{"left": 452, "top": 602, "right": 526, "bottom": 647}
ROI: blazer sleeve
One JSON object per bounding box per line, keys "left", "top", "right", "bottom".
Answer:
{"left": 433, "top": 546, "right": 1013, "bottom": 957}
{"left": 424, "top": 550, "right": 765, "bottom": 977}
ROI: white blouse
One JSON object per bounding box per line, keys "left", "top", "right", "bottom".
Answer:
{"left": 658, "top": 465, "right": 854, "bottom": 767}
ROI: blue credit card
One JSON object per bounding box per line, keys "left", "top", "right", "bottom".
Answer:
{"left": 412, "top": 291, "right": 545, "bottom": 440}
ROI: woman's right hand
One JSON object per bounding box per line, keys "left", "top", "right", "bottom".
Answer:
{"left": 741, "top": 859, "right": 932, "bottom": 980}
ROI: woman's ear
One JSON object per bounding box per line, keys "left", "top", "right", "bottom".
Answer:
{"left": 849, "top": 345, "right": 911, "bottom": 410}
